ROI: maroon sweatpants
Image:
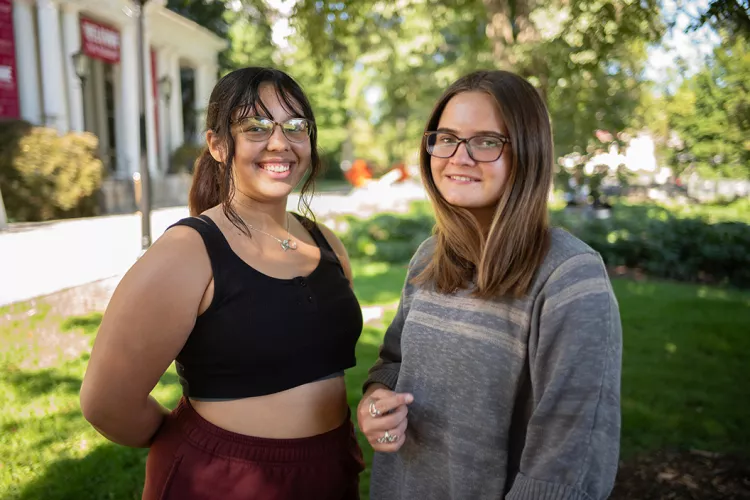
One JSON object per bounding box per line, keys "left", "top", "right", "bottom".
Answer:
{"left": 142, "top": 398, "right": 364, "bottom": 500}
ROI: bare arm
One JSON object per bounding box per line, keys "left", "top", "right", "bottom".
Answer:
{"left": 79, "top": 226, "right": 212, "bottom": 448}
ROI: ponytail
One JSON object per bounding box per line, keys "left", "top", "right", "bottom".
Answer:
{"left": 188, "top": 149, "right": 222, "bottom": 216}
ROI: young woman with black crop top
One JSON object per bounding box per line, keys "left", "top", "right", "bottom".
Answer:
{"left": 80, "top": 67, "right": 365, "bottom": 499}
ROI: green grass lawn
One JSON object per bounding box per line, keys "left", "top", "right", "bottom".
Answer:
{"left": 2, "top": 264, "right": 749, "bottom": 499}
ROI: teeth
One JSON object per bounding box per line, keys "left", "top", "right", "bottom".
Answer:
{"left": 260, "top": 163, "right": 291, "bottom": 173}
{"left": 450, "top": 176, "right": 474, "bottom": 182}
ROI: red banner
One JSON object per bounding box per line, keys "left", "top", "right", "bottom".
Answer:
{"left": 0, "top": 0, "right": 20, "bottom": 119}
{"left": 81, "top": 17, "right": 120, "bottom": 64}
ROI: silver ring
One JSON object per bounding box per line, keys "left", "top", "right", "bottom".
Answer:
{"left": 376, "top": 430, "right": 398, "bottom": 444}
{"left": 368, "top": 400, "right": 382, "bottom": 418}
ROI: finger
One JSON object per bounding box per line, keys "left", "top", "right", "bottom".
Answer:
{"left": 367, "top": 388, "right": 397, "bottom": 401}
{"left": 371, "top": 419, "right": 408, "bottom": 452}
{"left": 369, "top": 392, "right": 413, "bottom": 417}
{"left": 362, "top": 404, "right": 407, "bottom": 435}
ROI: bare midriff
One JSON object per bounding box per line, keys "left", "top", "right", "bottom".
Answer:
{"left": 189, "top": 376, "right": 349, "bottom": 438}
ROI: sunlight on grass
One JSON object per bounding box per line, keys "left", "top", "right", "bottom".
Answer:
{"left": 2, "top": 266, "right": 749, "bottom": 499}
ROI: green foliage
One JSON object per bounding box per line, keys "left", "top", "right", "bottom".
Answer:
{"left": 338, "top": 200, "right": 750, "bottom": 288}
{"left": 667, "top": 34, "right": 750, "bottom": 179}
{"left": 337, "top": 203, "right": 435, "bottom": 263}
{"left": 168, "top": 142, "right": 204, "bottom": 174}
{"left": 0, "top": 122, "right": 104, "bottom": 223}
{"left": 290, "top": 0, "right": 664, "bottom": 160}
{"left": 552, "top": 204, "right": 750, "bottom": 288}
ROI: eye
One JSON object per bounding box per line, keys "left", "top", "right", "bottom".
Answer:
{"left": 242, "top": 117, "right": 271, "bottom": 133}
{"left": 436, "top": 134, "right": 458, "bottom": 144}
{"left": 473, "top": 136, "right": 502, "bottom": 148}
{"left": 285, "top": 119, "right": 309, "bottom": 132}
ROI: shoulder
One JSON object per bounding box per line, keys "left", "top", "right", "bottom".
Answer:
{"left": 530, "top": 228, "right": 609, "bottom": 297}
{"left": 149, "top": 217, "right": 213, "bottom": 269}
{"left": 315, "top": 220, "right": 349, "bottom": 260}
{"left": 409, "top": 236, "right": 436, "bottom": 271}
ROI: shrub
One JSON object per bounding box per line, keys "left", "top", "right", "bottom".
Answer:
{"left": 168, "top": 143, "right": 204, "bottom": 174}
{"left": 337, "top": 202, "right": 435, "bottom": 263}
{"left": 0, "top": 121, "right": 104, "bottom": 222}
{"left": 339, "top": 201, "right": 750, "bottom": 289}
{"left": 551, "top": 206, "right": 750, "bottom": 288}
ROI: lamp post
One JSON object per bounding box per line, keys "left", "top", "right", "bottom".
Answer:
{"left": 71, "top": 50, "right": 89, "bottom": 130}
{"left": 135, "top": 0, "right": 152, "bottom": 251}
{"left": 158, "top": 75, "right": 173, "bottom": 172}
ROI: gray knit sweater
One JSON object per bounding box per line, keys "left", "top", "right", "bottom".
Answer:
{"left": 364, "top": 228, "right": 622, "bottom": 500}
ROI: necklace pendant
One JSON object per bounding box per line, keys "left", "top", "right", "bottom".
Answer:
{"left": 281, "top": 239, "right": 297, "bottom": 251}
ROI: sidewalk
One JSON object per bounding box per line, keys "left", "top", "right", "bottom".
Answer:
{"left": 0, "top": 181, "right": 427, "bottom": 306}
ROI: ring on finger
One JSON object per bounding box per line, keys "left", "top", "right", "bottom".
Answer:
{"left": 368, "top": 400, "right": 382, "bottom": 418}
{"left": 375, "top": 430, "right": 399, "bottom": 444}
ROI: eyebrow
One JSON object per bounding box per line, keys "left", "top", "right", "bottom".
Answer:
{"left": 436, "top": 127, "right": 506, "bottom": 137}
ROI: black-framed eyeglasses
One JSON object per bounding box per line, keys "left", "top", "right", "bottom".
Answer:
{"left": 232, "top": 116, "right": 313, "bottom": 143}
{"left": 424, "top": 131, "right": 510, "bottom": 162}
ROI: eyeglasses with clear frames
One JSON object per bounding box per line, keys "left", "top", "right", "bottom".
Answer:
{"left": 232, "top": 116, "right": 313, "bottom": 143}
{"left": 424, "top": 131, "right": 510, "bottom": 162}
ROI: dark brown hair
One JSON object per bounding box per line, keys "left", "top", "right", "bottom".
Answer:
{"left": 415, "top": 70, "right": 553, "bottom": 298}
{"left": 188, "top": 67, "right": 321, "bottom": 233}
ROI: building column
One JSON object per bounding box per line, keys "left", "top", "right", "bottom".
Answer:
{"left": 119, "top": 21, "right": 139, "bottom": 177}
{"left": 169, "top": 53, "right": 184, "bottom": 148}
{"left": 61, "top": 5, "right": 84, "bottom": 132}
{"left": 194, "top": 62, "right": 217, "bottom": 143}
{"left": 37, "top": 0, "right": 68, "bottom": 132}
{"left": 13, "top": 0, "right": 42, "bottom": 124}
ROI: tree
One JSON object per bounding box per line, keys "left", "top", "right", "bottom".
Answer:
{"left": 668, "top": 34, "right": 750, "bottom": 179}
{"left": 691, "top": 0, "right": 750, "bottom": 39}
{"left": 166, "top": 0, "right": 277, "bottom": 72}
{"left": 289, "top": 0, "right": 665, "bottom": 161}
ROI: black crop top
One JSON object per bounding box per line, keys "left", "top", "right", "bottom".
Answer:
{"left": 168, "top": 214, "right": 363, "bottom": 399}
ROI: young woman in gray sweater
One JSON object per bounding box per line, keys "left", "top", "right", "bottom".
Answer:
{"left": 358, "top": 70, "right": 623, "bottom": 500}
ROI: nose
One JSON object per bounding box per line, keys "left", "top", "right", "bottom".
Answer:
{"left": 449, "top": 141, "right": 475, "bottom": 166}
{"left": 266, "top": 124, "right": 290, "bottom": 151}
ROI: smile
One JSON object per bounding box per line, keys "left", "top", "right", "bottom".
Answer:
{"left": 259, "top": 163, "right": 291, "bottom": 173}
{"left": 448, "top": 175, "right": 478, "bottom": 182}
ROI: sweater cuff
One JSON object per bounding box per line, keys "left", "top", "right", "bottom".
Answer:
{"left": 506, "top": 473, "right": 593, "bottom": 500}
{"left": 362, "top": 368, "right": 400, "bottom": 394}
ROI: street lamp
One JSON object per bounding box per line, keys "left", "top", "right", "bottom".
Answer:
{"left": 135, "top": 0, "right": 152, "bottom": 251}
{"left": 71, "top": 50, "right": 90, "bottom": 87}
{"left": 158, "top": 75, "right": 173, "bottom": 171}
{"left": 71, "top": 51, "right": 89, "bottom": 131}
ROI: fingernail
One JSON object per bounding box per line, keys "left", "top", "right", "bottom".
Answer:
{"left": 405, "top": 394, "right": 414, "bottom": 404}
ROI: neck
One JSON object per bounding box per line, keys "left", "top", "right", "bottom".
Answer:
{"left": 230, "top": 191, "right": 289, "bottom": 230}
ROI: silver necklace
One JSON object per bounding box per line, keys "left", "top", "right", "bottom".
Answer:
{"left": 246, "top": 213, "right": 297, "bottom": 251}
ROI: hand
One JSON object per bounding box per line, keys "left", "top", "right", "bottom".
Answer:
{"left": 357, "top": 385, "right": 414, "bottom": 453}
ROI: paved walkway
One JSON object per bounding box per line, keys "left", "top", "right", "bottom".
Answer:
{"left": 0, "top": 182, "right": 427, "bottom": 306}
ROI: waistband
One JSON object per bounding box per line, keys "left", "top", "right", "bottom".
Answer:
{"left": 171, "top": 397, "right": 356, "bottom": 464}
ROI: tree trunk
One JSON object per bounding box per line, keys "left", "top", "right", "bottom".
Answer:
{"left": 481, "top": 0, "right": 549, "bottom": 101}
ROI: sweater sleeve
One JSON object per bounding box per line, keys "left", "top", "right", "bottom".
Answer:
{"left": 363, "top": 238, "right": 433, "bottom": 393}
{"left": 506, "top": 252, "right": 622, "bottom": 500}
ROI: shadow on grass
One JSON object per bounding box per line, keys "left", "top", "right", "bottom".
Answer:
{"left": 60, "top": 313, "right": 103, "bottom": 334}
{"left": 2, "top": 369, "right": 82, "bottom": 398}
{"left": 614, "top": 278, "right": 750, "bottom": 458}
{"left": 16, "top": 442, "right": 150, "bottom": 500}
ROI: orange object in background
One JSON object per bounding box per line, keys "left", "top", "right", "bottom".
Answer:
{"left": 344, "top": 159, "right": 373, "bottom": 187}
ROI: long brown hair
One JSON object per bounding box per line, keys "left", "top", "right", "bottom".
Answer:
{"left": 188, "top": 67, "right": 322, "bottom": 233}
{"left": 415, "top": 70, "right": 553, "bottom": 298}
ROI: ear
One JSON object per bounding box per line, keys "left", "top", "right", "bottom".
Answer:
{"left": 206, "top": 130, "right": 226, "bottom": 164}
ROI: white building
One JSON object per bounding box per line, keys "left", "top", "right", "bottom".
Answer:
{"left": 2, "top": 0, "right": 227, "bottom": 179}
